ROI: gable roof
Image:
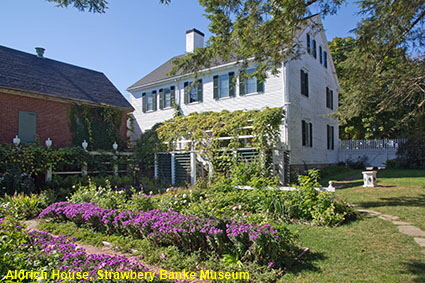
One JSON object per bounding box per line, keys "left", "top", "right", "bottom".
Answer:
{"left": 0, "top": 45, "right": 133, "bottom": 110}
{"left": 128, "top": 14, "right": 324, "bottom": 92}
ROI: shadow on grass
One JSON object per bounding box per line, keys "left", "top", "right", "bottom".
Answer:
{"left": 286, "top": 249, "right": 326, "bottom": 275}
{"left": 356, "top": 194, "right": 425, "bottom": 208}
{"left": 403, "top": 259, "right": 425, "bottom": 283}
{"left": 378, "top": 169, "right": 425, "bottom": 179}
{"left": 334, "top": 180, "right": 364, "bottom": 190}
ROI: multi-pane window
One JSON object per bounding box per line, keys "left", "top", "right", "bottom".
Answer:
{"left": 142, "top": 91, "right": 157, "bottom": 112}
{"left": 159, "top": 86, "right": 175, "bottom": 109}
{"left": 327, "top": 125, "right": 335, "bottom": 150}
{"left": 300, "top": 69, "right": 309, "bottom": 97}
{"left": 302, "top": 120, "right": 313, "bottom": 147}
{"left": 319, "top": 46, "right": 328, "bottom": 68}
{"left": 184, "top": 80, "right": 203, "bottom": 104}
{"left": 326, "top": 87, "right": 334, "bottom": 109}
{"left": 307, "top": 33, "right": 317, "bottom": 58}
{"left": 213, "top": 72, "right": 235, "bottom": 99}
{"left": 239, "top": 69, "right": 265, "bottom": 96}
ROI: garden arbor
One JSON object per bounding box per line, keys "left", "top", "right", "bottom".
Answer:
{"left": 151, "top": 108, "right": 290, "bottom": 185}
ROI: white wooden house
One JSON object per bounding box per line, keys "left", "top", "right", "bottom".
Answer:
{"left": 128, "top": 15, "right": 339, "bottom": 183}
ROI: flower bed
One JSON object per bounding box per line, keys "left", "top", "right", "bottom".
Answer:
{"left": 0, "top": 217, "right": 166, "bottom": 283}
{"left": 39, "top": 202, "right": 297, "bottom": 266}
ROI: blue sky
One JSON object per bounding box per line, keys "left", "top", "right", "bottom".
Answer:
{"left": 0, "top": 0, "right": 360, "bottom": 100}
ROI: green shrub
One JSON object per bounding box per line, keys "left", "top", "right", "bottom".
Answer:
{"left": 393, "top": 135, "right": 425, "bottom": 168}
{"left": 68, "top": 179, "right": 129, "bottom": 210}
{"left": 0, "top": 193, "right": 48, "bottom": 220}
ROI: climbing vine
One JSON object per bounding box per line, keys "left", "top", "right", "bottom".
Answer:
{"left": 136, "top": 107, "right": 284, "bottom": 176}
{"left": 68, "top": 105, "right": 125, "bottom": 150}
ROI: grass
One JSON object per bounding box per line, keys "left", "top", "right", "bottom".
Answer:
{"left": 336, "top": 169, "right": 425, "bottom": 231}
{"left": 284, "top": 216, "right": 425, "bottom": 282}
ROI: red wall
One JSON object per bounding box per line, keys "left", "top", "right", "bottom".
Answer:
{"left": 0, "top": 92, "right": 129, "bottom": 148}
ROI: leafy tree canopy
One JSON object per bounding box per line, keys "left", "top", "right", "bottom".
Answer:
{"left": 330, "top": 0, "right": 425, "bottom": 139}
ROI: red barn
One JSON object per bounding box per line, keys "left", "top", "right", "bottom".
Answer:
{"left": 0, "top": 45, "right": 133, "bottom": 147}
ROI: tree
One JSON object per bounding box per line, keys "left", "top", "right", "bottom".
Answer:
{"left": 47, "top": 0, "right": 108, "bottom": 13}
{"left": 329, "top": 0, "right": 425, "bottom": 139}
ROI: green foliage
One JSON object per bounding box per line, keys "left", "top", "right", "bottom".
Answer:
{"left": 390, "top": 134, "right": 425, "bottom": 169}
{"left": 68, "top": 104, "right": 126, "bottom": 151}
{"left": 0, "top": 143, "right": 88, "bottom": 194}
{"left": 143, "top": 108, "right": 284, "bottom": 176}
{"left": 229, "top": 159, "right": 279, "bottom": 188}
{"left": 47, "top": 0, "right": 108, "bottom": 13}
{"left": 68, "top": 179, "right": 130, "bottom": 210}
{"left": 0, "top": 193, "right": 48, "bottom": 220}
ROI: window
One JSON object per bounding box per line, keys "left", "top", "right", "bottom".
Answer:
{"left": 159, "top": 86, "right": 175, "bottom": 109}
{"left": 326, "top": 87, "right": 334, "bottom": 109}
{"left": 184, "top": 80, "right": 203, "bottom": 104}
{"left": 213, "top": 72, "right": 235, "bottom": 100}
{"left": 319, "top": 46, "right": 328, "bottom": 68}
{"left": 18, "top": 111, "right": 37, "bottom": 143}
{"left": 300, "top": 69, "right": 309, "bottom": 97}
{"left": 327, "top": 125, "right": 335, "bottom": 150}
{"left": 239, "top": 69, "right": 264, "bottom": 96}
{"left": 302, "top": 120, "right": 313, "bottom": 147}
{"left": 307, "top": 33, "right": 316, "bottom": 58}
{"left": 142, "top": 91, "right": 157, "bottom": 112}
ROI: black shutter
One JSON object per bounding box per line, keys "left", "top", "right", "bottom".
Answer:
{"left": 170, "top": 86, "right": 176, "bottom": 105}
{"left": 159, "top": 89, "right": 164, "bottom": 110}
{"left": 197, "top": 79, "right": 203, "bottom": 102}
{"left": 326, "top": 87, "right": 329, "bottom": 108}
{"left": 142, "top": 92, "right": 147, "bottom": 113}
{"left": 309, "top": 122, "right": 313, "bottom": 147}
{"left": 330, "top": 90, "right": 334, "bottom": 109}
{"left": 324, "top": 51, "right": 328, "bottom": 68}
{"left": 331, "top": 126, "right": 334, "bottom": 150}
{"left": 302, "top": 120, "right": 306, "bottom": 146}
{"left": 257, "top": 79, "right": 264, "bottom": 93}
{"left": 229, "top": 72, "right": 235, "bottom": 97}
{"left": 327, "top": 125, "right": 330, "bottom": 149}
{"left": 213, "top": 75, "right": 219, "bottom": 100}
{"left": 152, "top": 91, "right": 157, "bottom": 111}
{"left": 239, "top": 75, "right": 246, "bottom": 96}
{"left": 152, "top": 90, "right": 158, "bottom": 111}
{"left": 184, "top": 82, "right": 189, "bottom": 104}
{"left": 307, "top": 34, "right": 311, "bottom": 54}
{"left": 305, "top": 72, "right": 309, "bottom": 97}
{"left": 312, "top": 40, "right": 317, "bottom": 58}
{"left": 319, "top": 46, "right": 323, "bottom": 64}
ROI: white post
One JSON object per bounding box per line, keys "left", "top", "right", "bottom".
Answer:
{"left": 171, "top": 153, "right": 175, "bottom": 185}
{"left": 154, "top": 153, "right": 158, "bottom": 179}
{"left": 113, "top": 155, "right": 118, "bottom": 176}
{"left": 82, "top": 162, "right": 88, "bottom": 176}
{"left": 45, "top": 165, "right": 52, "bottom": 182}
{"left": 190, "top": 151, "right": 197, "bottom": 185}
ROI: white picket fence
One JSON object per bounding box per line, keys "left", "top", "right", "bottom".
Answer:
{"left": 338, "top": 139, "right": 406, "bottom": 167}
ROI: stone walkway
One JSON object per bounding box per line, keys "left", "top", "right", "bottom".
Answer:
{"left": 356, "top": 207, "right": 425, "bottom": 255}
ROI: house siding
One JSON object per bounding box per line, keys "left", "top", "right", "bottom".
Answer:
{"left": 130, "top": 65, "right": 285, "bottom": 136}
{"left": 285, "top": 26, "right": 339, "bottom": 166}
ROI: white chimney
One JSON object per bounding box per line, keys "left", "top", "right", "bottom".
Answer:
{"left": 186, "top": 29, "right": 204, "bottom": 53}
{"left": 35, "top": 47, "right": 45, "bottom": 58}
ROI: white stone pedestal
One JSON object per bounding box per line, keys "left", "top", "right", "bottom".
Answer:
{"left": 362, "top": 171, "right": 377, "bottom": 187}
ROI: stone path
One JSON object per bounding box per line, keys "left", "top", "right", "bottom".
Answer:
{"left": 356, "top": 207, "right": 425, "bottom": 255}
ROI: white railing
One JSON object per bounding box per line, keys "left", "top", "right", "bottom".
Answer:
{"left": 339, "top": 139, "right": 406, "bottom": 151}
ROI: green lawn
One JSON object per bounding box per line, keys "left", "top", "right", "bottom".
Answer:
{"left": 336, "top": 169, "right": 425, "bottom": 231}
{"left": 283, "top": 217, "right": 425, "bottom": 282}
{"left": 282, "top": 168, "right": 425, "bottom": 282}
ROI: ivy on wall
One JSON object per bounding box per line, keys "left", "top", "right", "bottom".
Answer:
{"left": 68, "top": 105, "right": 125, "bottom": 150}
